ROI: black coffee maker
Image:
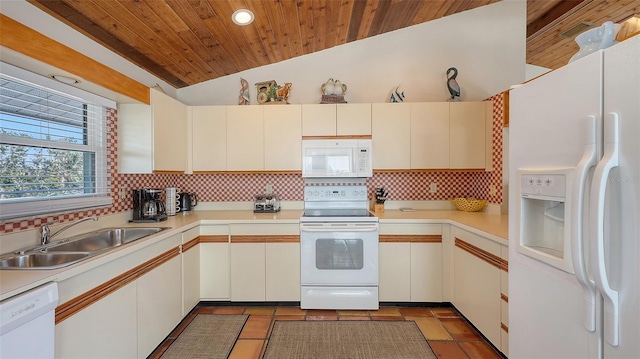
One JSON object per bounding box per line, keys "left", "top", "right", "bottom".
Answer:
{"left": 132, "top": 188, "right": 168, "bottom": 222}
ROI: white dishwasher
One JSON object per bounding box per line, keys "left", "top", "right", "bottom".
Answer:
{"left": 0, "top": 282, "right": 59, "bottom": 359}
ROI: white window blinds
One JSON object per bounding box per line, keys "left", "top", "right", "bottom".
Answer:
{"left": 0, "top": 71, "right": 111, "bottom": 220}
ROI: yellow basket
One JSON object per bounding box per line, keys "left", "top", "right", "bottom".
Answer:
{"left": 450, "top": 197, "right": 487, "bottom": 212}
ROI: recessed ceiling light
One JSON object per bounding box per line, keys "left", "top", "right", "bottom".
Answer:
{"left": 50, "top": 74, "right": 80, "bottom": 84}
{"left": 232, "top": 9, "right": 254, "bottom": 26}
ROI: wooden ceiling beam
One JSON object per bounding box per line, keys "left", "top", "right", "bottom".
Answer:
{"left": 0, "top": 14, "right": 150, "bottom": 104}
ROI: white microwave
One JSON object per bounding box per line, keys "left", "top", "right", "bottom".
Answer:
{"left": 301, "top": 139, "right": 373, "bottom": 178}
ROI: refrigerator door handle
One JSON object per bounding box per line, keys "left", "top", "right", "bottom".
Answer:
{"left": 571, "top": 115, "right": 598, "bottom": 332}
{"left": 590, "top": 112, "right": 620, "bottom": 346}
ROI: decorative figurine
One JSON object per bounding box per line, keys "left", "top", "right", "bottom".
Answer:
{"left": 446, "top": 67, "right": 461, "bottom": 101}
{"left": 389, "top": 85, "right": 405, "bottom": 102}
{"left": 239, "top": 78, "right": 250, "bottom": 105}
{"left": 320, "top": 78, "right": 347, "bottom": 104}
{"left": 321, "top": 78, "right": 335, "bottom": 95}
{"left": 255, "top": 80, "right": 292, "bottom": 104}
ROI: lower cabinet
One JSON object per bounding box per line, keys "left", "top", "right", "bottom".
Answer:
{"left": 379, "top": 223, "right": 443, "bottom": 302}
{"left": 229, "top": 224, "right": 300, "bottom": 302}
{"left": 200, "top": 225, "right": 230, "bottom": 300}
{"left": 137, "top": 249, "right": 183, "bottom": 358}
{"left": 182, "top": 226, "right": 200, "bottom": 315}
{"left": 55, "top": 233, "right": 184, "bottom": 359}
{"left": 451, "top": 226, "right": 508, "bottom": 355}
{"left": 55, "top": 282, "right": 138, "bottom": 359}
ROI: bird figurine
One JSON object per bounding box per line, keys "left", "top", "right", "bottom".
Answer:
{"left": 333, "top": 80, "right": 347, "bottom": 96}
{"left": 239, "top": 78, "right": 250, "bottom": 105}
{"left": 321, "top": 78, "right": 335, "bottom": 95}
{"left": 446, "top": 67, "right": 461, "bottom": 102}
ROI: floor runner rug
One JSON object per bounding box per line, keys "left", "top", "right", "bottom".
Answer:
{"left": 264, "top": 320, "right": 436, "bottom": 359}
{"left": 160, "top": 314, "right": 248, "bottom": 359}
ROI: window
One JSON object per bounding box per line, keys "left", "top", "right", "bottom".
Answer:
{"left": 0, "top": 66, "right": 112, "bottom": 220}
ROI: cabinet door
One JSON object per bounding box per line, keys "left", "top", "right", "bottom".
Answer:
{"left": 449, "top": 102, "right": 486, "bottom": 169}
{"left": 452, "top": 229, "right": 502, "bottom": 349}
{"left": 152, "top": 89, "right": 187, "bottom": 172}
{"left": 200, "top": 241, "right": 230, "bottom": 300}
{"left": 191, "top": 106, "right": 226, "bottom": 171}
{"left": 372, "top": 103, "right": 411, "bottom": 169}
{"left": 137, "top": 255, "right": 183, "bottom": 358}
{"left": 411, "top": 242, "right": 443, "bottom": 302}
{"left": 266, "top": 242, "right": 300, "bottom": 301}
{"left": 182, "top": 227, "right": 200, "bottom": 315}
{"left": 264, "top": 105, "right": 302, "bottom": 170}
{"left": 56, "top": 282, "right": 137, "bottom": 359}
{"left": 379, "top": 242, "right": 411, "bottom": 301}
{"left": 302, "top": 104, "right": 336, "bottom": 136}
{"left": 230, "top": 242, "right": 266, "bottom": 301}
{"left": 117, "top": 103, "right": 153, "bottom": 174}
{"left": 337, "top": 103, "right": 371, "bottom": 135}
{"left": 226, "top": 106, "right": 264, "bottom": 170}
{"left": 411, "top": 102, "right": 450, "bottom": 169}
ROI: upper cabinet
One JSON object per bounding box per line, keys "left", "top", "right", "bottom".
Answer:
{"left": 449, "top": 101, "right": 490, "bottom": 169}
{"left": 190, "top": 106, "right": 226, "bottom": 172}
{"left": 372, "top": 103, "right": 411, "bottom": 170}
{"left": 118, "top": 88, "right": 187, "bottom": 173}
{"left": 226, "top": 106, "right": 264, "bottom": 171}
{"left": 371, "top": 101, "right": 492, "bottom": 171}
{"left": 263, "top": 105, "right": 302, "bottom": 171}
{"left": 302, "top": 104, "right": 371, "bottom": 136}
{"left": 410, "top": 102, "right": 450, "bottom": 169}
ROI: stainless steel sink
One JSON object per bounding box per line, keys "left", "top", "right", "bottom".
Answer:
{"left": 0, "top": 227, "right": 169, "bottom": 270}
{"left": 0, "top": 252, "right": 89, "bottom": 269}
{"left": 45, "top": 227, "right": 169, "bottom": 253}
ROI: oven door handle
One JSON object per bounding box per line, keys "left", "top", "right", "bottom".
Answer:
{"left": 300, "top": 224, "right": 379, "bottom": 232}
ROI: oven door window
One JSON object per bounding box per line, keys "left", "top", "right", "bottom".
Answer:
{"left": 315, "top": 238, "right": 363, "bottom": 270}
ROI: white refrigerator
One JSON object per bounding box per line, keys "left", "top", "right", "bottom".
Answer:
{"left": 508, "top": 34, "right": 639, "bottom": 359}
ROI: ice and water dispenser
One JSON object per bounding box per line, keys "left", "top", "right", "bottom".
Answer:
{"left": 517, "top": 168, "right": 575, "bottom": 273}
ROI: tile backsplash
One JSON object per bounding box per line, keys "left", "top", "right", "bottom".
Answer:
{"left": 0, "top": 94, "right": 504, "bottom": 234}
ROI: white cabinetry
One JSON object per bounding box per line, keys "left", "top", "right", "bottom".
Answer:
{"left": 451, "top": 225, "right": 507, "bottom": 354}
{"left": 200, "top": 225, "right": 230, "bottom": 300}
{"left": 302, "top": 103, "right": 371, "bottom": 136}
{"left": 266, "top": 240, "right": 300, "bottom": 301}
{"left": 264, "top": 105, "right": 302, "bottom": 170}
{"left": 55, "top": 283, "right": 138, "bottom": 359}
{"left": 118, "top": 88, "right": 187, "bottom": 173}
{"left": 379, "top": 223, "right": 443, "bottom": 302}
{"left": 372, "top": 103, "right": 411, "bottom": 169}
{"left": 226, "top": 106, "right": 264, "bottom": 171}
{"left": 190, "top": 106, "right": 226, "bottom": 172}
{"left": 449, "top": 101, "right": 492, "bottom": 169}
{"left": 410, "top": 102, "right": 450, "bottom": 169}
{"left": 230, "top": 224, "right": 300, "bottom": 302}
{"left": 182, "top": 226, "right": 200, "bottom": 315}
{"left": 137, "top": 235, "right": 183, "bottom": 358}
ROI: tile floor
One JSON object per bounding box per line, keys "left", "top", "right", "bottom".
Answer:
{"left": 149, "top": 305, "right": 505, "bottom": 359}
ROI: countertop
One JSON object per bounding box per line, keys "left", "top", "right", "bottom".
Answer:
{"left": 0, "top": 209, "right": 508, "bottom": 301}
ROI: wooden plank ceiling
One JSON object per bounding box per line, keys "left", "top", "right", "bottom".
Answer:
{"left": 28, "top": 0, "right": 639, "bottom": 89}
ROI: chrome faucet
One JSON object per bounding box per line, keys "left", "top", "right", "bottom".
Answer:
{"left": 40, "top": 216, "right": 99, "bottom": 245}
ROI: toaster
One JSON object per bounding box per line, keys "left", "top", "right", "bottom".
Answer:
{"left": 253, "top": 193, "right": 281, "bottom": 213}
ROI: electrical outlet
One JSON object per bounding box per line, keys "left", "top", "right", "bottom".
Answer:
{"left": 118, "top": 187, "right": 127, "bottom": 200}
{"left": 489, "top": 185, "right": 497, "bottom": 196}
{"left": 266, "top": 184, "right": 273, "bottom": 194}
{"left": 429, "top": 182, "right": 437, "bottom": 193}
